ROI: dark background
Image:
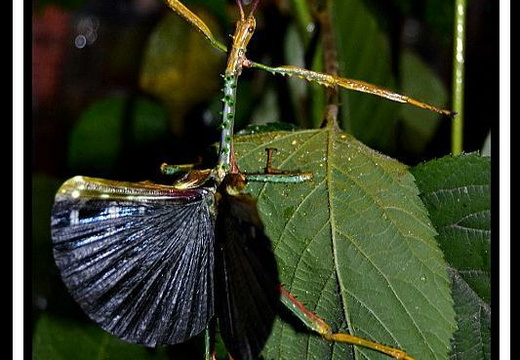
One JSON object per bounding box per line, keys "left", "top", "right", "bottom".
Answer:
{"left": 32, "top": 0, "right": 497, "bottom": 179}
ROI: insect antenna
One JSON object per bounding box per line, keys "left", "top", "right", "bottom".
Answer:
{"left": 236, "top": 0, "right": 261, "bottom": 18}
{"left": 235, "top": 0, "right": 246, "bottom": 20}
{"left": 249, "top": 0, "right": 261, "bottom": 15}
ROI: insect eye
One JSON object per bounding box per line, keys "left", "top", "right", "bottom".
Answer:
{"left": 248, "top": 26, "right": 254, "bottom": 33}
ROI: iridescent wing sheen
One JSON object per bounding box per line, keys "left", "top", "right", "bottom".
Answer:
{"left": 215, "top": 188, "right": 280, "bottom": 360}
{"left": 51, "top": 176, "right": 216, "bottom": 347}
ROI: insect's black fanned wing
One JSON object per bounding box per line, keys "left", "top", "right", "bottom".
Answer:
{"left": 51, "top": 176, "right": 215, "bottom": 347}
{"left": 215, "top": 190, "right": 280, "bottom": 360}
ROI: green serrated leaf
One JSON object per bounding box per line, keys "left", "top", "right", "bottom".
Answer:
{"left": 234, "top": 127, "right": 456, "bottom": 360}
{"left": 447, "top": 269, "right": 491, "bottom": 360}
{"left": 33, "top": 314, "right": 169, "bottom": 360}
{"left": 411, "top": 153, "right": 491, "bottom": 360}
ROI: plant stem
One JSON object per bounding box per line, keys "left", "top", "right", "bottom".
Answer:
{"left": 318, "top": 4, "right": 339, "bottom": 128}
{"left": 451, "top": 0, "right": 466, "bottom": 154}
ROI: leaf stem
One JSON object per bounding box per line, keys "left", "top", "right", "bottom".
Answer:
{"left": 451, "top": 0, "right": 466, "bottom": 154}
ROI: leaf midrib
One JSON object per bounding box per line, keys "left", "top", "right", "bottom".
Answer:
{"left": 325, "top": 126, "right": 440, "bottom": 360}
{"left": 325, "top": 125, "right": 357, "bottom": 358}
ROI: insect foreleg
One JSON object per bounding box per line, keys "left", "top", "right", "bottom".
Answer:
{"left": 163, "top": 0, "right": 228, "bottom": 53}
{"left": 245, "top": 60, "right": 454, "bottom": 117}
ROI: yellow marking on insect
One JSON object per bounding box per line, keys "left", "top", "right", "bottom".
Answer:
{"left": 172, "top": 169, "right": 214, "bottom": 189}
{"left": 225, "top": 15, "right": 256, "bottom": 76}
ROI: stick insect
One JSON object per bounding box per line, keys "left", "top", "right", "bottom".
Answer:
{"left": 51, "top": 1, "right": 452, "bottom": 360}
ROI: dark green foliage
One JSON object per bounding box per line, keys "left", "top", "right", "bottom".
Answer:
{"left": 411, "top": 153, "right": 491, "bottom": 360}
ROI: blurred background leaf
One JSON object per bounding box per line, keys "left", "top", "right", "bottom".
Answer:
{"left": 398, "top": 48, "right": 447, "bottom": 155}
{"left": 331, "top": 0, "right": 401, "bottom": 151}
{"left": 33, "top": 314, "right": 170, "bottom": 360}
{"left": 140, "top": 9, "right": 225, "bottom": 135}
{"left": 67, "top": 96, "right": 170, "bottom": 176}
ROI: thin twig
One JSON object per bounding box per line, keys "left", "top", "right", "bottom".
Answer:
{"left": 318, "top": 2, "right": 340, "bottom": 128}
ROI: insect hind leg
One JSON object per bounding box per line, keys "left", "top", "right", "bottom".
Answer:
{"left": 279, "top": 286, "right": 419, "bottom": 360}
